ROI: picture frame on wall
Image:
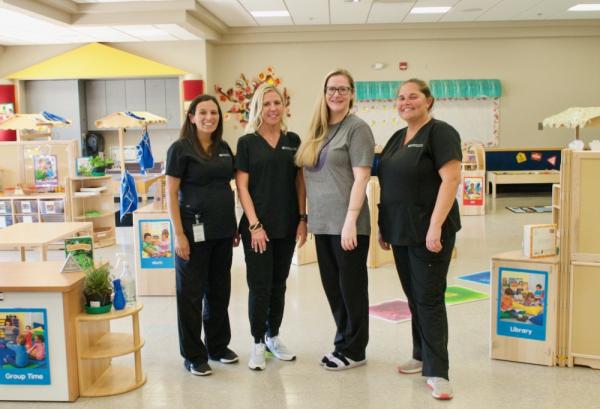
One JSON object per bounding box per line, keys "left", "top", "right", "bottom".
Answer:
{"left": 76, "top": 157, "right": 92, "bottom": 176}
{"left": 33, "top": 155, "right": 59, "bottom": 188}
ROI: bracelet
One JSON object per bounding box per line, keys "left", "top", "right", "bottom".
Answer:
{"left": 249, "top": 221, "right": 263, "bottom": 232}
{"left": 299, "top": 213, "right": 308, "bottom": 222}
{"left": 250, "top": 226, "right": 264, "bottom": 234}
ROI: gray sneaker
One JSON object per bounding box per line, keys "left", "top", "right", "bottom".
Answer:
{"left": 427, "top": 377, "right": 454, "bottom": 400}
{"left": 265, "top": 336, "right": 296, "bottom": 361}
{"left": 248, "top": 343, "right": 266, "bottom": 370}
{"left": 396, "top": 358, "right": 423, "bottom": 374}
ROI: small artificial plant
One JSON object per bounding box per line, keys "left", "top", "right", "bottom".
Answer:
{"left": 83, "top": 263, "right": 113, "bottom": 307}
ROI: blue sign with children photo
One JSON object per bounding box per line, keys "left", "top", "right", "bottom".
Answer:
{"left": 139, "top": 219, "right": 174, "bottom": 269}
{"left": 0, "top": 308, "right": 50, "bottom": 385}
{"left": 496, "top": 267, "right": 548, "bottom": 341}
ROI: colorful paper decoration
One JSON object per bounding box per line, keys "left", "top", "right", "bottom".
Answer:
{"left": 214, "top": 67, "right": 290, "bottom": 124}
{"left": 531, "top": 152, "right": 542, "bottom": 161}
{"left": 516, "top": 152, "right": 527, "bottom": 163}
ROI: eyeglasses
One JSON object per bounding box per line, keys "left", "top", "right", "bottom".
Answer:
{"left": 325, "top": 86, "right": 353, "bottom": 96}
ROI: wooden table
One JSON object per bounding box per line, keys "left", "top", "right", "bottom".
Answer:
{"left": 486, "top": 170, "right": 560, "bottom": 199}
{"left": 0, "top": 222, "right": 93, "bottom": 261}
{"left": 0, "top": 261, "right": 84, "bottom": 401}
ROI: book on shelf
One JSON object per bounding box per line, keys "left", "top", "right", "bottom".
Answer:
{"left": 80, "top": 186, "right": 107, "bottom": 192}
{"left": 73, "top": 191, "right": 99, "bottom": 197}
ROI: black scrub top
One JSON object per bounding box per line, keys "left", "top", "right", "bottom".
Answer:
{"left": 235, "top": 131, "right": 300, "bottom": 239}
{"left": 377, "top": 118, "right": 462, "bottom": 246}
{"left": 166, "top": 139, "right": 237, "bottom": 240}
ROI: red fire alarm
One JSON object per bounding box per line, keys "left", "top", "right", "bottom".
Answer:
{"left": 399, "top": 61, "right": 408, "bottom": 71}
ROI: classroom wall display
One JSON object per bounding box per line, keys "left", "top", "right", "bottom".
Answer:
{"left": 214, "top": 67, "right": 290, "bottom": 127}
{"left": 497, "top": 267, "right": 548, "bottom": 341}
{"left": 463, "top": 175, "right": 484, "bottom": 206}
{"left": 33, "top": 155, "right": 58, "bottom": 188}
{"left": 139, "top": 219, "right": 174, "bottom": 269}
{"left": 0, "top": 308, "right": 50, "bottom": 385}
{"left": 354, "top": 79, "right": 501, "bottom": 147}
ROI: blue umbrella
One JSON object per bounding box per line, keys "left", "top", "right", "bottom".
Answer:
{"left": 136, "top": 128, "right": 154, "bottom": 175}
{"left": 120, "top": 170, "right": 138, "bottom": 222}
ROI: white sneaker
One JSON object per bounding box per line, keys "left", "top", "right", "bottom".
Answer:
{"left": 248, "top": 343, "right": 266, "bottom": 371}
{"left": 396, "top": 358, "right": 423, "bottom": 374}
{"left": 427, "top": 377, "right": 454, "bottom": 400}
{"left": 265, "top": 336, "right": 296, "bottom": 361}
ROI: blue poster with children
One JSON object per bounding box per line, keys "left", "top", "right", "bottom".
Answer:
{"left": 0, "top": 308, "right": 50, "bottom": 385}
{"left": 497, "top": 267, "right": 548, "bottom": 341}
{"left": 139, "top": 219, "right": 174, "bottom": 269}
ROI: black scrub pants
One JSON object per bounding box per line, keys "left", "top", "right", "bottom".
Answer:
{"left": 241, "top": 234, "right": 296, "bottom": 343}
{"left": 391, "top": 233, "right": 456, "bottom": 380}
{"left": 315, "top": 234, "right": 369, "bottom": 361}
{"left": 175, "top": 237, "right": 233, "bottom": 365}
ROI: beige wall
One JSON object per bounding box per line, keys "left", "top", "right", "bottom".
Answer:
{"left": 210, "top": 35, "right": 600, "bottom": 149}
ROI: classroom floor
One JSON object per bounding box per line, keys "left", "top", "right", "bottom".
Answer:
{"left": 2, "top": 193, "right": 600, "bottom": 409}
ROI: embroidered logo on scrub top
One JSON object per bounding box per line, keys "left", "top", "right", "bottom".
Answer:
{"left": 218, "top": 153, "right": 232, "bottom": 157}
{"left": 281, "top": 146, "right": 298, "bottom": 151}
{"left": 407, "top": 144, "right": 423, "bottom": 148}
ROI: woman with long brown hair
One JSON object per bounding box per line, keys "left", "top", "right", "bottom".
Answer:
{"left": 166, "top": 94, "right": 240, "bottom": 376}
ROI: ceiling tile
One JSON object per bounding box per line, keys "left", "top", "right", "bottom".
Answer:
{"left": 198, "top": 0, "right": 257, "bottom": 27}
{"left": 368, "top": 2, "right": 413, "bottom": 24}
{"left": 285, "top": 0, "right": 329, "bottom": 25}
{"left": 477, "top": 0, "right": 544, "bottom": 21}
{"left": 330, "top": 0, "right": 372, "bottom": 24}
{"left": 439, "top": 0, "right": 497, "bottom": 22}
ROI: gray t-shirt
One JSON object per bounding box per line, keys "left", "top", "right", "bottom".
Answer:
{"left": 304, "top": 114, "right": 375, "bottom": 235}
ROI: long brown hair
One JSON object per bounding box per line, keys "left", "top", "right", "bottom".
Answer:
{"left": 295, "top": 69, "right": 355, "bottom": 167}
{"left": 179, "top": 94, "right": 224, "bottom": 159}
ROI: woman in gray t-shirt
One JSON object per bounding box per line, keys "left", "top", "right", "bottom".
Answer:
{"left": 296, "top": 68, "right": 374, "bottom": 371}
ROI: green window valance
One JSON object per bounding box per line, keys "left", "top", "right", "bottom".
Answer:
{"left": 429, "top": 79, "right": 502, "bottom": 99}
{"left": 355, "top": 81, "right": 402, "bottom": 102}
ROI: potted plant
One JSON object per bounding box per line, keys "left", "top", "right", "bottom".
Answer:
{"left": 90, "top": 156, "right": 114, "bottom": 176}
{"left": 83, "top": 263, "right": 113, "bottom": 314}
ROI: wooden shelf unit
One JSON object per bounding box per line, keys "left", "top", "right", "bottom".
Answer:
{"left": 0, "top": 193, "right": 69, "bottom": 228}
{"left": 67, "top": 176, "right": 116, "bottom": 248}
{"left": 75, "top": 304, "right": 146, "bottom": 397}
{"left": 459, "top": 143, "right": 486, "bottom": 216}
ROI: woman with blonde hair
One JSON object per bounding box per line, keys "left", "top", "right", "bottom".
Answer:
{"left": 296, "top": 69, "right": 374, "bottom": 371}
{"left": 235, "top": 83, "right": 307, "bottom": 371}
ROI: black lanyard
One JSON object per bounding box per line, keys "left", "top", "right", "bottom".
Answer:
{"left": 315, "top": 114, "right": 348, "bottom": 166}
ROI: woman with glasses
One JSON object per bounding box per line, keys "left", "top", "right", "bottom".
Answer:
{"left": 377, "top": 79, "right": 461, "bottom": 400}
{"left": 296, "top": 69, "right": 374, "bottom": 371}
{"left": 235, "top": 83, "right": 307, "bottom": 371}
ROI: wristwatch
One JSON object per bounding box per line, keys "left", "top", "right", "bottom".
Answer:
{"left": 299, "top": 214, "right": 308, "bottom": 222}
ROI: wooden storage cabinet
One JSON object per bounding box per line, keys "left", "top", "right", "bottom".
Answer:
{"left": 67, "top": 176, "right": 116, "bottom": 248}
{"left": 0, "top": 194, "right": 68, "bottom": 227}
{"left": 75, "top": 304, "right": 146, "bottom": 397}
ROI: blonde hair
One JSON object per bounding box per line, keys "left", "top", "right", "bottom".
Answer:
{"left": 295, "top": 69, "right": 355, "bottom": 167}
{"left": 245, "top": 83, "right": 288, "bottom": 134}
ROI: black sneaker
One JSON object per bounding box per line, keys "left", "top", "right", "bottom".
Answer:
{"left": 210, "top": 348, "right": 239, "bottom": 364}
{"left": 184, "top": 360, "right": 212, "bottom": 376}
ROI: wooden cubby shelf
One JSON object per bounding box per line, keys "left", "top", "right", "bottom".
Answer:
{"left": 75, "top": 303, "right": 145, "bottom": 397}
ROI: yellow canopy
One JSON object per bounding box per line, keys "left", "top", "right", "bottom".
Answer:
{"left": 543, "top": 107, "right": 600, "bottom": 129}
{"left": 7, "top": 43, "right": 186, "bottom": 80}
{"left": 95, "top": 111, "right": 167, "bottom": 129}
{"left": 0, "top": 113, "right": 71, "bottom": 131}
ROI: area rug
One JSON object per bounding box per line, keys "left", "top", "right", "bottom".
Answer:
{"left": 370, "top": 286, "right": 489, "bottom": 323}
{"left": 369, "top": 299, "right": 411, "bottom": 323}
{"left": 444, "top": 285, "right": 489, "bottom": 305}
{"left": 457, "top": 271, "right": 490, "bottom": 285}
{"left": 506, "top": 206, "right": 552, "bottom": 214}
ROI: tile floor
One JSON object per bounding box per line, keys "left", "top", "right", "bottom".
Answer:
{"left": 2, "top": 193, "right": 600, "bottom": 408}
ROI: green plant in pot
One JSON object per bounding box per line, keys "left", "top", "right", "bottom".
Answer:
{"left": 83, "top": 263, "right": 113, "bottom": 314}
{"left": 90, "top": 156, "right": 114, "bottom": 176}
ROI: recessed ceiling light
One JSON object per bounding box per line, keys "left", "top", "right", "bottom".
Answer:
{"left": 410, "top": 6, "right": 451, "bottom": 14}
{"left": 251, "top": 10, "right": 290, "bottom": 17}
{"left": 569, "top": 4, "right": 600, "bottom": 11}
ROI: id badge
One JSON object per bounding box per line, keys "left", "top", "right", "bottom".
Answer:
{"left": 192, "top": 214, "right": 205, "bottom": 242}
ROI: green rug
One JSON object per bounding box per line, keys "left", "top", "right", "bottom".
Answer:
{"left": 445, "top": 285, "right": 488, "bottom": 305}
